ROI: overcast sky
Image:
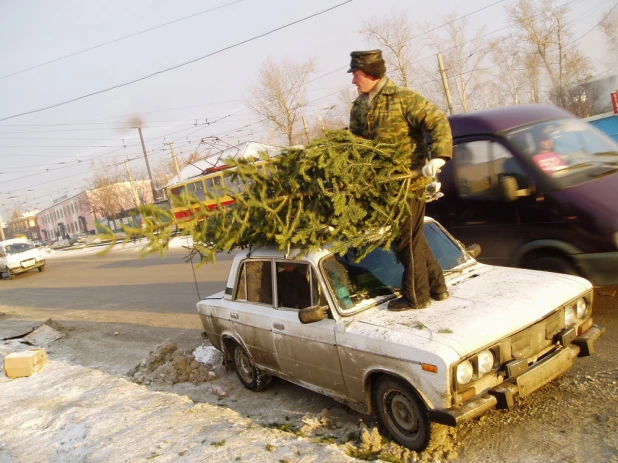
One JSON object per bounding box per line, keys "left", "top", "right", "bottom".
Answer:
{"left": 0, "top": 0, "right": 613, "bottom": 220}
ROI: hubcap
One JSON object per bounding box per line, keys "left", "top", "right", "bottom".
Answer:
{"left": 234, "top": 348, "right": 254, "bottom": 383}
{"left": 388, "top": 391, "right": 419, "bottom": 433}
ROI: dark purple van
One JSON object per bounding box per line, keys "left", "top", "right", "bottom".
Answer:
{"left": 427, "top": 104, "right": 618, "bottom": 286}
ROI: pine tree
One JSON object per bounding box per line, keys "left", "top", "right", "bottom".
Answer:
{"left": 119, "top": 130, "right": 434, "bottom": 264}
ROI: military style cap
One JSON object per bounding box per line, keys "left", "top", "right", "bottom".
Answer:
{"left": 347, "top": 49, "right": 386, "bottom": 79}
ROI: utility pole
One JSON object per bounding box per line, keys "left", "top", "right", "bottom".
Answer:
{"left": 437, "top": 53, "right": 455, "bottom": 116}
{"left": 125, "top": 160, "right": 141, "bottom": 208}
{"left": 169, "top": 141, "right": 182, "bottom": 181}
{"left": 302, "top": 115, "right": 311, "bottom": 143}
{"left": 136, "top": 127, "right": 158, "bottom": 202}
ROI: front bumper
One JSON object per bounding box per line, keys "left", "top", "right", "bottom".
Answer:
{"left": 429, "top": 324, "right": 605, "bottom": 427}
{"left": 572, "top": 251, "right": 618, "bottom": 286}
{"left": 9, "top": 259, "right": 45, "bottom": 274}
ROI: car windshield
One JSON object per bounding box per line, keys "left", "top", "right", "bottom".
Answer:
{"left": 4, "top": 242, "right": 35, "bottom": 255}
{"left": 321, "top": 222, "right": 471, "bottom": 313}
{"left": 505, "top": 118, "right": 618, "bottom": 184}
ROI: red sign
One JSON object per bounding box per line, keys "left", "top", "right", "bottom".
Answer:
{"left": 612, "top": 91, "right": 618, "bottom": 115}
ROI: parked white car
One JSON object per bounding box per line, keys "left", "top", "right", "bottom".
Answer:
{"left": 196, "top": 218, "right": 604, "bottom": 451}
{"left": 0, "top": 238, "right": 46, "bottom": 279}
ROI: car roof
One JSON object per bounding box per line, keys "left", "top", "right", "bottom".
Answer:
{"left": 448, "top": 104, "right": 573, "bottom": 139}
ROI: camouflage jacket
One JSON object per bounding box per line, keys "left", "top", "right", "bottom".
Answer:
{"left": 349, "top": 78, "right": 453, "bottom": 168}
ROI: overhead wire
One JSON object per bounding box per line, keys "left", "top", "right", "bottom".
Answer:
{"left": 0, "top": 0, "right": 247, "bottom": 81}
{"left": 0, "top": 1, "right": 354, "bottom": 123}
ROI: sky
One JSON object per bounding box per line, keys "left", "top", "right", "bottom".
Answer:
{"left": 0, "top": 0, "right": 614, "bottom": 221}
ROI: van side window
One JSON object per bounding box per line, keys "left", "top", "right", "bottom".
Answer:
{"left": 454, "top": 141, "right": 525, "bottom": 198}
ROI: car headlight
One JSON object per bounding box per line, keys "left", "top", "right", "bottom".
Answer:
{"left": 477, "top": 350, "right": 494, "bottom": 375}
{"left": 576, "top": 298, "right": 587, "bottom": 319}
{"left": 456, "top": 360, "right": 473, "bottom": 385}
{"left": 565, "top": 304, "right": 576, "bottom": 327}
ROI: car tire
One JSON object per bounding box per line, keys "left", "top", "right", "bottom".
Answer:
{"left": 231, "top": 343, "right": 271, "bottom": 391}
{"left": 38, "top": 265, "right": 45, "bottom": 273}
{"left": 374, "top": 376, "right": 433, "bottom": 452}
{"left": 5, "top": 268, "right": 13, "bottom": 280}
{"left": 525, "top": 255, "right": 578, "bottom": 276}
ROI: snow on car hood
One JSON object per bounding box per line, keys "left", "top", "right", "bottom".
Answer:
{"left": 350, "top": 263, "right": 591, "bottom": 357}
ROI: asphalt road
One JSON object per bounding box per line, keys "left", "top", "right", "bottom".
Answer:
{"left": 0, "top": 245, "right": 238, "bottom": 368}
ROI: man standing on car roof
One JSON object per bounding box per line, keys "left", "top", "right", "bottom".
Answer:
{"left": 348, "top": 49, "right": 452, "bottom": 311}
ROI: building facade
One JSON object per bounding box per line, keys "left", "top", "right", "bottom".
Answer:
{"left": 6, "top": 210, "right": 41, "bottom": 240}
{"left": 36, "top": 181, "right": 153, "bottom": 242}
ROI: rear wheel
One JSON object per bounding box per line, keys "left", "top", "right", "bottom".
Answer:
{"left": 231, "top": 343, "right": 271, "bottom": 391}
{"left": 374, "top": 376, "right": 433, "bottom": 452}
{"left": 524, "top": 255, "right": 578, "bottom": 276}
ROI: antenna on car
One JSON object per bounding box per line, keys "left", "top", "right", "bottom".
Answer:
{"left": 186, "top": 235, "right": 201, "bottom": 301}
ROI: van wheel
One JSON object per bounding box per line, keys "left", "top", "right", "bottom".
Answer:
{"left": 374, "top": 376, "right": 433, "bottom": 452}
{"left": 525, "top": 256, "right": 578, "bottom": 276}
{"left": 231, "top": 343, "right": 271, "bottom": 391}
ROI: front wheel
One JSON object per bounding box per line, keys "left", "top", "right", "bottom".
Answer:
{"left": 38, "top": 265, "right": 46, "bottom": 273}
{"left": 374, "top": 376, "right": 433, "bottom": 452}
{"left": 231, "top": 343, "right": 271, "bottom": 391}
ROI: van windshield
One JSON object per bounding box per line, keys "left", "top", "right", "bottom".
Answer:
{"left": 505, "top": 118, "right": 618, "bottom": 184}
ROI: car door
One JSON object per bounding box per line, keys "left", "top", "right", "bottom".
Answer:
{"left": 229, "top": 259, "right": 280, "bottom": 371}
{"left": 438, "top": 139, "right": 530, "bottom": 266}
{"left": 271, "top": 261, "right": 347, "bottom": 395}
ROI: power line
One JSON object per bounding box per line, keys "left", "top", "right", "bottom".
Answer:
{"left": 0, "top": 1, "right": 353, "bottom": 123}
{"left": 0, "top": 0, "right": 247, "bottom": 81}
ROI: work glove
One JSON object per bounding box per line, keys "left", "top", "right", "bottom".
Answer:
{"left": 422, "top": 158, "right": 446, "bottom": 178}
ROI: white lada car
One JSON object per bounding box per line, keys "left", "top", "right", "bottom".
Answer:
{"left": 196, "top": 218, "right": 604, "bottom": 451}
{"left": 0, "top": 238, "right": 46, "bottom": 280}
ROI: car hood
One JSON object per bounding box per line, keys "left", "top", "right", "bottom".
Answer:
{"left": 4, "top": 248, "right": 42, "bottom": 264}
{"left": 349, "top": 264, "right": 591, "bottom": 357}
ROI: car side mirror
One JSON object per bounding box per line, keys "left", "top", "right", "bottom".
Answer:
{"left": 500, "top": 175, "right": 531, "bottom": 202}
{"left": 298, "top": 305, "right": 329, "bottom": 324}
{"left": 466, "top": 243, "right": 481, "bottom": 258}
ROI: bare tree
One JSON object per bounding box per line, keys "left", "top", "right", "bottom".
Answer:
{"left": 489, "top": 37, "right": 528, "bottom": 105}
{"left": 359, "top": 11, "right": 427, "bottom": 88}
{"left": 599, "top": 7, "right": 618, "bottom": 56}
{"left": 505, "top": 0, "right": 595, "bottom": 112}
{"left": 87, "top": 161, "right": 151, "bottom": 220}
{"left": 425, "top": 12, "right": 491, "bottom": 112}
{"left": 247, "top": 57, "right": 315, "bottom": 146}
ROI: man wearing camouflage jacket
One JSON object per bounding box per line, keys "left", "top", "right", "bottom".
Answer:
{"left": 348, "top": 49, "right": 452, "bottom": 311}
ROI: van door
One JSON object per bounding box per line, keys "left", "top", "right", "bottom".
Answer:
{"left": 437, "top": 139, "right": 531, "bottom": 266}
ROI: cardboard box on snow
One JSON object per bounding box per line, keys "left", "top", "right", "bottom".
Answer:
{"left": 3, "top": 348, "right": 48, "bottom": 378}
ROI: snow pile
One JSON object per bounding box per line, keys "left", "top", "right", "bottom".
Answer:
{"left": 193, "top": 344, "right": 223, "bottom": 370}
{"left": 128, "top": 340, "right": 216, "bottom": 385}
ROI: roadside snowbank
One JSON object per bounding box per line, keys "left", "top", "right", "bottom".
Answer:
{"left": 0, "top": 343, "right": 358, "bottom": 463}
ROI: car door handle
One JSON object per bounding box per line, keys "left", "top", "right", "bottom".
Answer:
{"left": 273, "top": 323, "right": 285, "bottom": 331}
{"left": 230, "top": 313, "right": 239, "bottom": 320}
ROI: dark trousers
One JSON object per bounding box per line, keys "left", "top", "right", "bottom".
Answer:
{"left": 395, "top": 196, "right": 447, "bottom": 305}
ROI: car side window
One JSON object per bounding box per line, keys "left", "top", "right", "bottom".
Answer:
{"left": 276, "top": 262, "right": 312, "bottom": 309}
{"left": 234, "top": 260, "right": 273, "bottom": 305}
{"left": 454, "top": 141, "right": 525, "bottom": 198}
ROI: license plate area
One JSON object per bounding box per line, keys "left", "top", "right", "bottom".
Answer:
{"left": 516, "top": 347, "right": 573, "bottom": 397}
{"left": 21, "top": 259, "right": 35, "bottom": 268}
